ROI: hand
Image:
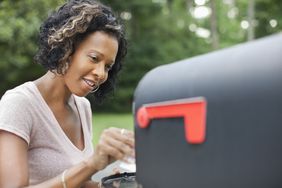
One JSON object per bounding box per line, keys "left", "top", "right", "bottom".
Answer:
{"left": 90, "top": 127, "right": 135, "bottom": 171}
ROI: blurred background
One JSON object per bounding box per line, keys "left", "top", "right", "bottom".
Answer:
{"left": 0, "top": 0, "right": 281, "bottom": 144}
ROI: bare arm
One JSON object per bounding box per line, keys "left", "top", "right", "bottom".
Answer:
{"left": 0, "top": 131, "right": 29, "bottom": 187}
{"left": 0, "top": 127, "right": 134, "bottom": 188}
{"left": 0, "top": 131, "right": 97, "bottom": 188}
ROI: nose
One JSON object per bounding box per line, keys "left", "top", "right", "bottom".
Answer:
{"left": 92, "top": 63, "right": 106, "bottom": 82}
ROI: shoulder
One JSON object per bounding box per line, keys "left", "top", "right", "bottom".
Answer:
{"left": 0, "top": 82, "right": 36, "bottom": 144}
{"left": 0, "top": 81, "right": 39, "bottom": 127}
{"left": 0, "top": 82, "right": 35, "bottom": 109}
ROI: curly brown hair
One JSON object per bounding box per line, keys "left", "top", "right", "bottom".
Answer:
{"left": 34, "top": 0, "right": 127, "bottom": 102}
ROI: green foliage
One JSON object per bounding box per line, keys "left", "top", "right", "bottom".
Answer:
{"left": 1, "top": 0, "right": 282, "bottom": 112}
{"left": 255, "top": 0, "right": 282, "bottom": 38}
{"left": 0, "top": 0, "right": 64, "bottom": 95}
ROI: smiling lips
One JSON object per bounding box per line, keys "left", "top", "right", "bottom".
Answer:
{"left": 83, "top": 78, "right": 97, "bottom": 88}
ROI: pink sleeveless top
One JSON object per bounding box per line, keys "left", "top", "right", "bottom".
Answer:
{"left": 0, "top": 82, "right": 94, "bottom": 185}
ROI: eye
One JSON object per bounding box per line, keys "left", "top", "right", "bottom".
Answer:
{"left": 105, "top": 64, "right": 113, "bottom": 72}
{"left": 89, "top": 55, "right": 99, "bottom": 63}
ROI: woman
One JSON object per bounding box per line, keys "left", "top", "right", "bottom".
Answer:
{"left": 0, "top": 0, "right": 134, "bottom": 187}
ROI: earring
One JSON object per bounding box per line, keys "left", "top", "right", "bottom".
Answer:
{"left": 90, "top": 85, "right": 99, "bottom": 93}
{"left": 62, "top": 61, "right": 70, "bottom": 74}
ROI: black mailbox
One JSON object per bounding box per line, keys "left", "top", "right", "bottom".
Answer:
{"left": 133, "top": 34, "right": 282, "bottom": 188}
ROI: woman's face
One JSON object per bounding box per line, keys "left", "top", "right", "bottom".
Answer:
{"left": 64, "top": 31, "right": 119, "bottom": 96}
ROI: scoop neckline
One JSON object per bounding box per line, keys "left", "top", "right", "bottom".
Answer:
{"left": 29, "top": 81, "right": 88, "bottom": 153}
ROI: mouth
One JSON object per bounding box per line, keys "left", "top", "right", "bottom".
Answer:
{"left": 82, "top": 78, "right": 97, "bottom": 88}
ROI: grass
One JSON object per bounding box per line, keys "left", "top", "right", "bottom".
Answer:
{"left": 92, "top": 113, "right": 134, "bottom": 146}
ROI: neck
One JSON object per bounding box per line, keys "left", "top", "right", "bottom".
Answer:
{"left": 34, "top": 71, "right": 72, "bottom": 106}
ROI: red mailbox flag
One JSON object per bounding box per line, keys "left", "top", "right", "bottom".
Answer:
{"left": 137, "top": 97, "right": 207, "bottom": 144}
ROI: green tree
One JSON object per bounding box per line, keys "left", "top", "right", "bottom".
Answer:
{"left": 255, "top": 0, "right": 282, "bottom": 38}
{"left": 0, "top": 0, "right": 64, "bottom": 95}
{"left": 1, "top": 0, "right": 282, "bottom": 112}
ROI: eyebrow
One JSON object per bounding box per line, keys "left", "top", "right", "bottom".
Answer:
{"left": 88, "top": 50, "right": 115, "bottom": 64}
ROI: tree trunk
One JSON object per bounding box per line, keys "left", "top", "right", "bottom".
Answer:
{"left": 247, "top": 0, "right": 255, "bottom": 40}
{"left": 167, "top": 0, "right": 173, "bottom": 13}
{"left": 210, "top": 0, "right": 219, "bottom": 49}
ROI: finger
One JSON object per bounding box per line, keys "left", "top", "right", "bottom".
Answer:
{"left": 117, "top": 128, "right": 135, "bottom": 147}
{"left": 121, "top": 130, "right": 135, "bottom": 147}
{"left": 96, "top": 140, "right": 124, "bottom": 160}
{"left": 103, "top": 135, "right": 134, "bottom": 157}
{"left": 120, "top": 128, "right": 134, "bottom": 137}
{"left": 105, "top": 127, "right": 134, "bottom": 138}
{"left": 98, "top": 133, "right": 134, "bottom": 161}
{"left": 112, "top": 167, "right": 120, "bottom": 174}
{"left": 113, "top": 181, "right": 120, "bottom": 188}
{"left": 102, "top": 128, "right": 135, "bottom": 148}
